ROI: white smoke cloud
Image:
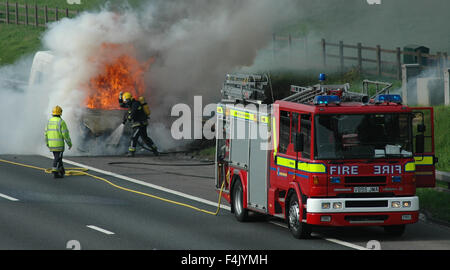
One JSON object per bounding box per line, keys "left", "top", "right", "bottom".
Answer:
{"left": 0, "top": 0, "right": 297, "bottom": 155}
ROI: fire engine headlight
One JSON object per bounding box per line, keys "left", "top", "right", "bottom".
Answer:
{"left": 321, "top": 202, "right": 331, "bottom": 209}
{"left": 391, "top": 201, "right": 401, "bottom": 208}
{"left": 333, "top": 202, "right": 343, "bottom": 209}
{"left": 402, "top": 201, "right": 411, "bottom": 208}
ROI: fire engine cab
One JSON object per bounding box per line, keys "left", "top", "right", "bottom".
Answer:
{"left": 215, "top": 73, "right": 437, "bottom": 238}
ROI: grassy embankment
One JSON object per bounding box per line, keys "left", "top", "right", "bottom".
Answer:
{"left": 0, "top": 0, "right": 101, "bottom": 66}
{"left": 0, "top": 0, "right": 145, "bottom": 65}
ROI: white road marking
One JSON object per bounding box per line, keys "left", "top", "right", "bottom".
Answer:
{"left": 55, "top": 156, "right": 231, "bottom": 211}
{"left": 86, "top": 225, "right": 115, "bottom": 235}
{"left": 269, "top": 221, "right": 368, "bottom": 250}
{"left": 42, "top": 155, "right": 367, "bottom": 250}
{"left": 311, "top": 233, "right": 368, "bottom": 250}
{"left": 0, "top": 193, "right": 19, "bottom": 201}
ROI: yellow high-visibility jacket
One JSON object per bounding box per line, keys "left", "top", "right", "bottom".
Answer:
{"left": 45, "top": 116, "right": 72, "bottom": 152}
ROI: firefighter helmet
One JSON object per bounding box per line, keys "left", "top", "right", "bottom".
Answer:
{"left": 122, "top": 92, "right": 132, "bottom": 102}
{"left": 52, "top": 105, "right": 63, "bottom": 116}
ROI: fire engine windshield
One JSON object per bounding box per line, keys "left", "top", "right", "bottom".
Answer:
{"left": 315, "top": 113, "right": 412, "bottom": 159}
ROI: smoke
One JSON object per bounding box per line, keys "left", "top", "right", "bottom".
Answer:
{"left": 0, "top": 0, "right": 298, "bottom": 155}
{"left": 139, "top": 0, "right": 296, "bottom": 113}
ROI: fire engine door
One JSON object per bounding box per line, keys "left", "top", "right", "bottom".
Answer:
{"left": 247, "top": 114, "right": 270, "bottom": 212}
{"left": 273, "top": 111, "right": 299, "bottom": 186}
{"left": 412, "top": 107, "right": 436, "bottom": 188}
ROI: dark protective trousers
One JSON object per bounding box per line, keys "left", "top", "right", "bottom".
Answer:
{"left": 52, "top": 151, "right": 65, "bottom": 176}
{"left": 130, "top": 125, "right": 157, "bottom": 153}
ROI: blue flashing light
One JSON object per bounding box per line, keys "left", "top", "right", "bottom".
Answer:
{"left": 330, "top": 177, "right": 341, "bottom": 184}
{"left": 314, "top": 95, "right": 341, "bottom": 105}
{"left": 374, "top": 94, "right": 403, "bottom": 104}
{"left": 319, "top": 73, "right": 327, "bottom": 82}
{"left": 392, "top": 176, "right": 402, "bottom": 183}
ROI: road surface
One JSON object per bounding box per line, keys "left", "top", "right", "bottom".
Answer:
{"left": 1, "top": 154, "right": 450, "bottom": 251}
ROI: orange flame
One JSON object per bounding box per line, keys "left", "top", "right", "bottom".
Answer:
{"left": 85, "top": 43, "right": 152, "bottom": 110}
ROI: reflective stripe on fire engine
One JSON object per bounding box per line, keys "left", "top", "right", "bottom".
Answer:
{"left": 298, "top": 161, "right": 327, "bottom": 173}
{"left": 276, "top": 156, "right": 296, "bottom": 169}
{"left": 229, "top": 109, "right": 257, "bottom": 121}
{"left": 275, "top": 155, "right": 327, "bottom": 173}
{"left": 224, "top": 107, "right": 269, "bottom": 124}
{"left": 404, "top": 162, "right": 416, "bottom": 172}
{"left": 414, "top": 156, "right": 434, "bottom": 166}
{"left": 270, "top": 167, "right": 309, "bottom": 179}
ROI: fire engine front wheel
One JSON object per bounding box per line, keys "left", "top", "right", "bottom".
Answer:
{"left": 232, "top": 180, "right": 248, "bottom": 222}
{"left": 288, "top": 195, "right": 311, "bottom": 239}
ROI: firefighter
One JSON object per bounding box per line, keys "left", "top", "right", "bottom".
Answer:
{"left": 119, "top": 91, "right": 159, "bottom": 157}
{"left": 45, "top": 105, "right": 72, "bottom": 178}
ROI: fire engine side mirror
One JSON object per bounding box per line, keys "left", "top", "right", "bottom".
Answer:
{"left": 294, "top": 133, "right": 304, "bottom": 152}
{"left": 415, "top": 134, "right": 425, "bottom": 154}
{"left": 417, "top": 124, "right": 426, "bottom": 133}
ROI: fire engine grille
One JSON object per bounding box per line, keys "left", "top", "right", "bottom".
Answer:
{"left": 345, "top": 176, "right": 386, "bottom": 185}
{"left": 345, "top": 200, "right": 388, "bottom": 208}
{"left": 337, "top": 192, "right": 394, "bottom": 198}
{"left": 344, "top": 215, "right": 388, "bottom": 223}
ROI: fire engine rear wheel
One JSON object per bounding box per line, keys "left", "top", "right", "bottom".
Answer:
{"left": 232, "top": 180, "right": 248, "bottom": 222}
{"left": 287, "top": 195, "right": 311, "bottom": 239}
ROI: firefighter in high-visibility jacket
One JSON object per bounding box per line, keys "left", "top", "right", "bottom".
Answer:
{"left": 119, "top": 92, "right": 159, "bottom": 157}
{"left": 45, "top": 105, "right": 72, "bottom": 178}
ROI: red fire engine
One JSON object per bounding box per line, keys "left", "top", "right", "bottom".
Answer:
{"left": 215, "top": 73, "right": 437, "bottom": 238}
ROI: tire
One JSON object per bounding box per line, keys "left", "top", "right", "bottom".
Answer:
{"left": 383, "top": 225, "right": 405, "bottom": 237}
{"left": 287, "top": 195, "right": 311, "bottom": 239}
{"left": 232, "top": 180, "right": 248, "bottom": 222}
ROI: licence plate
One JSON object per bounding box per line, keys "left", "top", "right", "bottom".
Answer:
{"left": 353, "top": 186, "right": 379, "bottom": 193}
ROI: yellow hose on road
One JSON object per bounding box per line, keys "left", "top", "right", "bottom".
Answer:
{"left": 0, "top": 158, "right": 225, "bottom": 216}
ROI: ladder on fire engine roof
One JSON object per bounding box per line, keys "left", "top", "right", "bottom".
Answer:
{"left": 220, "top": 73, "right": 269, "bottom": 105}
{"left": 362, "top": 80, "right": 393, "bottom": 99}
{"left": 283, "top": 83, "right": 369, "bottom": 104}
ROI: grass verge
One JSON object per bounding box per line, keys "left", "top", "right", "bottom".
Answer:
{"left": 434, "top": 105, "right": 450, "bottom": 172}
{"left": 0, "top": 24, "right": 44, "bottom": 65}
{"left": 416, "top": 187, "right": 450, "bottom": 224}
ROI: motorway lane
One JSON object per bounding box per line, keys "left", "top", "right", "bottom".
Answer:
{"left": 69, "top": 154, "right": 450, "bottom": 250}
{"left": 0, "top": 155, "right": 349, "bottom": 250}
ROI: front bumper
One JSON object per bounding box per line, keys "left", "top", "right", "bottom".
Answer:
{"left": 306, "top": 196, "right": 419, "bottom": 226}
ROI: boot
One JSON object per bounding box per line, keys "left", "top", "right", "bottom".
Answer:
{"left": 52, "top": 167, "right": 61, "bottom": 179}
{"left": 151, "top": 146, "right": 159, "bottom": 156}
{"left": 126, "top": 151, "right": 135, "bottom": 157}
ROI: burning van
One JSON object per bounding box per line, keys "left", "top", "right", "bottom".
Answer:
{"left": 29, "top": 43, "right": 153, "bottom": 155}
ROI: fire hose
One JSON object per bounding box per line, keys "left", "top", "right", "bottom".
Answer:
{"left": 0, "top": 158, "right": 226, "bottom": 216}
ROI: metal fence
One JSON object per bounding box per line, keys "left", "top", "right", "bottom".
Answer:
{"left": 0, "top": 1, "right": 79, "bottom": 27}
{"left": 320, "top": 39, "right": 449, "bottom": 80}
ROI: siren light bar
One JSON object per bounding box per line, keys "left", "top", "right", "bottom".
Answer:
{"left": 313, "top": 95, "right": 341, "bottom": 105}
